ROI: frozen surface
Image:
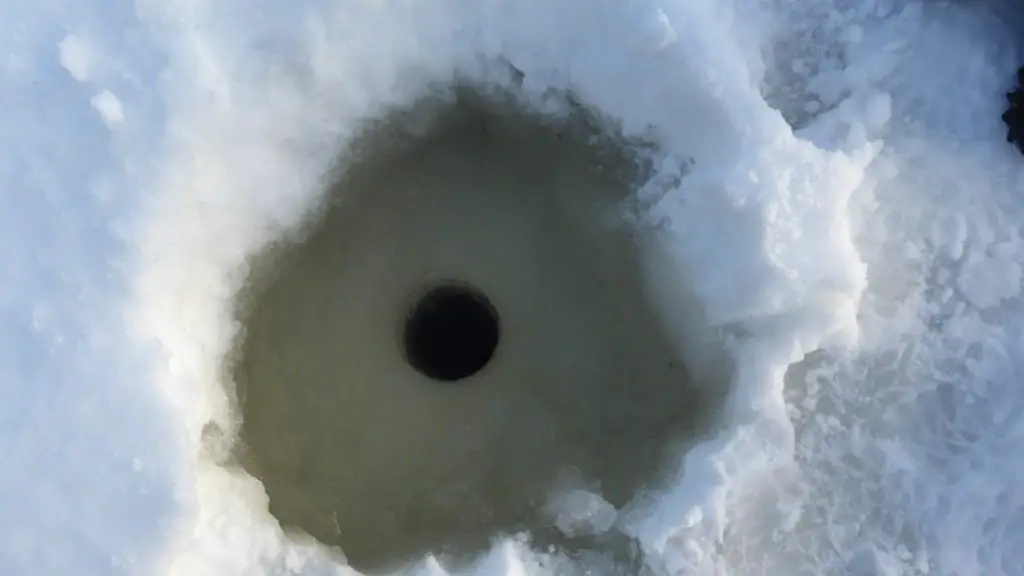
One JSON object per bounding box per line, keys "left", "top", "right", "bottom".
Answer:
{"left": 0, "top": 2, "right": 179, "bottom": 575}
{"left": 547, "top": 490, "right": 618, "bottom": 539}
{"left": 2, "top": 0, "right": 1024, "bottom": 575}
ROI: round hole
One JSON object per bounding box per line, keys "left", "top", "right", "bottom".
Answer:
{"left": 402, "top": 282, "right": 500, "bottom": 382}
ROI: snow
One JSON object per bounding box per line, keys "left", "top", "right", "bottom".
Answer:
{"left": 58, "top": 34, "right": 94, "bottom": 83}
{"left": 2, "top": 0, "right": 1024, "bottom": 575}
{"left": 91, "top": 91, "right": 126, "bottom": 128}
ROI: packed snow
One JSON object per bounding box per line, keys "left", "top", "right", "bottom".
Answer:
{"left": 2, "top": 0, "right": 1023, "bottom": 574}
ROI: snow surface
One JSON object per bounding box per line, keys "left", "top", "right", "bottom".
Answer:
{"left": 2, "top": 0, "right": 1024, "bottom": 574}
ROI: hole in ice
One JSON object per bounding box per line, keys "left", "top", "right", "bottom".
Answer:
{"left": 227, "top": 87, "right": 721, "bottom": 572}
{"left": 402, "top": 281, "right": 500, "bottom": 383}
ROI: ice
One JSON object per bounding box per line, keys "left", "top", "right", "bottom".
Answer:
{"left": 546, "top": 490, "right": 618, "bottom": 538}
{"left": 4, "top": 0, "right": 1024, "bottom": 575}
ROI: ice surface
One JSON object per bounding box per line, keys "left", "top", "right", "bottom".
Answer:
{"left": 3, "top": 0, "right": 1024, "bottom": 575}
{"left": 546, "top": 490, "right": 618, "bottom": 538}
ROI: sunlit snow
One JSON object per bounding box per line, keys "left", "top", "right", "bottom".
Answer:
{"left": 1, "top": 1, "right": 1023, "bottom": 575}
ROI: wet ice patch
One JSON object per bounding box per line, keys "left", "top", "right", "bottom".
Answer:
{"left": 226, "top": 94, "right": 713, "bottom": 572}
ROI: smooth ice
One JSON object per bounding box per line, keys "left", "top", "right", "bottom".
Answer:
{"left": 2, "top": 1, "right": 1024, "bottom": 575}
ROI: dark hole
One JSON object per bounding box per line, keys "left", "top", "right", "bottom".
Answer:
{"left": 1004, "top": 66, "right": 1024, "bottom": 154}
{"left": 402, "top": 283, "right": 500, "bottom": 382}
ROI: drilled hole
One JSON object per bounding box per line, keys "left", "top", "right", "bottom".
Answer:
{"left": 402, "top": 283, "right": 500, "bottom": 382}
{"left": 228, "top": 91, "right": 722, "bottom": 573}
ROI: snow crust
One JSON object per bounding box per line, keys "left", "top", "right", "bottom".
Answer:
{"left": 2, "top": 0, "right": 1024, "bottom": 575}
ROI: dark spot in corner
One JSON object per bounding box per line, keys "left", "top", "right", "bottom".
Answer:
{"left": 1002, "top": 66, "right": 1024, "bottom": 154}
